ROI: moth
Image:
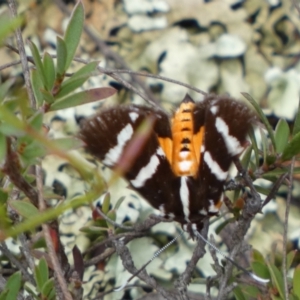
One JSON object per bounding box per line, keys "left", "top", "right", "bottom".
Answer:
{"left": 79, "top": 94, "right": 255, "bottom": 234}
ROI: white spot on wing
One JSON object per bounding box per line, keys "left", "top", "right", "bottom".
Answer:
{"left": 208, "top": 199, "right": 219, "bottom": 213}
{"left": 210, "top": 105, "right": 219, "bottom": 115}
{"left": 156, "top": 147, "right": 165, "bottom": 157}
{"left": 204, "top": 152, "right": 228, "bottom": 181}
{"left": 103, "top": 124, "right": 134, "bottom": 165}
{"left": 179, "top": 160, "right": 192, "bottom": 172}
{"left": 215, "top": 117, "right": 243, "bottom": 155}
{"left": 130, "top": 150, "right": 160, "bottom": 188}
{"left": 201, "top": 145, "right": 205, "bottom": 153}
{"left": 159, "top": 204, "right": 165, "bottom": 214}
{"left": 129, "top": 112, "right": 139, "bottom": 122}
{"left": 199, "top": 208, "right": 207, "bottom": 215}
{"left": 180, "top": 177, "right": 190, "bottom": 221}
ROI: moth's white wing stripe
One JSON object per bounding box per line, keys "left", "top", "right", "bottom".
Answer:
{"left": 204, "top": 151, "right": 228, "bottom": 181}
{"left": 130, "top": 149, "right": 161, "bottom": 188}
{"left": 103, "top": 124, "right": 134, "bottom": 165}
{"left": 215, "top": 117, "right": 243, "bottom": 155}
{"left": 129, "top": 112, "right": 139, "bottom": 122}
{"left": 180, "top": 176, "right": 190, "bottom": 222}
{"left": 208, "top": 199, "right": 219, "bottom": 213}
{"left": 210, "top": 105, "right": 219, "bottom": 115}
{"left": 198, "top": 208, "right": 207, "bottom": 215}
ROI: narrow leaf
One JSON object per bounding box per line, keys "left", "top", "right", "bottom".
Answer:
{"left": 0, "top": 104, "right": 24, "bottom": 130}
{"left": 0, "top": 132, "right": 6, "bottom": 163}
{"left": 28, "top": 40, "right": 47, "bottom": 88}
{"left": 0, "top": 79, "right": 14, "bottom": 100}
{"left": 114, "top": 196, "right": 125, "bottom": 210}
{"left": 41, "top": 278, "right": 55, "bottom": 298}
{"left": 281, "top": 131, "right": 300, "bottom": 161}
{"left": 293, "top": 98, "right": 300, "bottom": 136}
{"left": 31, "top": 69, "right": 44, "bottom": 107}
{"left": 287, "top": 250, "right": 296, "bottom": 271}
{"left": 3, "top": 271, "right": 22, "bottom": 300}
{"left": 49, "top": 87, "right": 116, "bottom": 111}
{"left": 242, "top": 92, "right": 277, "bottom": 152}
{"left": 53, "top": 137, "right": 83, "bottom": 151}
{"left": 9, "top": 200, "right": 39, "bottom": 219}
{"left": 56, "top": 36, "right": 67, "bottom": 77}
{"left": 102, "top": 193, "right": 111, "bottom": 214}
{"left": 43, "top": 52, "right": 56, "bottom": 91}
{"left": 40, "top": 89, "right": 55, "bottom": 104}
{"left": 64, "top": 1, "right": 84, "bottom": 70}
{"left": 274, "top": 119, "right": 290, "bottom": 154}
{"left": 38, "top": 258, "right": 49, "bottom": 287}
{"left": 268, "top": 263, "right": 284, "bottom": 299}
{"left": 56, "top": 61, "right": 99, "bottom": 99}
{"left": 293, "top": 265, "right": 300, "bottom": 299}
{"left": 29, "top": 112, "right": 43, "bottom": 131}
{"left": 0, "top": 15, "right": 23, "bottom": 43}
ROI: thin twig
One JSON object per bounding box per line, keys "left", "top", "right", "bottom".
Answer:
{"left": 283, "top": 158, "right": 295, "bottom": 300}
{"left": 36, "top": 165, "right": 72, "bottom": 300}
{"left": 262, "top": 173, "right": 288, "bottom": 207}
{"left": 0, "top": 242, "right": 34, "bottom": 285}
{"left": 7, "top": 0, "right": 36, "bottom": 108}
{"left": 18, "top": 233, "right": 35, "bottom": 274}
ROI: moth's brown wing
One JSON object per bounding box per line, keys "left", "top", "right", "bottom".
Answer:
{"left": 191, "top": 95, "right": 254, "bottom": 223}
{"left": 79, "top": 105, "right": 181, "bottom": 214}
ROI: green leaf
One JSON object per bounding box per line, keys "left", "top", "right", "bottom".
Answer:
{"left": 274, "top": 119, "right": 290, "bottom": 154}
{"left": 233, "top": 286, "right": 246, "bottom": 300}
{"left": 0, "top": 15, "right": 23, "bottom": 43}
{"left": 252, "top": 249, "right": 266, "bottom": 264}
{"left": 28, "top": 40, "right": 47, "bottom": 89}
{"left": 43, "top": 52, "right": 56, "bottom": 91}
{"left": 38, "top": 259, "right": 49, "bottom": 287}
{"left": 0, "top": 79, "right": 14, "bottom": 100}
{"left": 262, "top": 167, "right": 300, "bottom": 178}
{"left": 56, "top": 61, "right": 99, "bottom": 99}
{"left": 286, "top": 250, "right": 296, "bottom": 271}
{"left": 31, "top": 69, "right": 44, "bottom": 107}
{"left": 56, "top": 36, "right": 67, "bottom": 77}
{"left": 9, "top": 200, "right": 39, "bottom": 219}
{"left": 0, "top": 104, "right": 25, "bottom": 130}
{"left": 293, "top": 99, "right": 300, "bottom": 136}
{"left": 19, "top": 141, "right": 47, "bottom": 164}
{"left": 106, "top": 210, "right": 116, "bottom": 228}
{"left": 40, "top": 89, "right": 55, "bottom": 104}
{"left": 53, "top": 137, "right": 83, "bottom": 151}
{"left": 34, "top": 258, "right": 49, "bottom": 292}
{"left": 29, "top": 112, "right": 43, "bottom": 131}
{"left": 114, "top": 196, "right": 125, "bottom": 210}
{"left": 42, "top": 278, "right": 55, "bottom": 298}
{"left": 242, "top": 92, "right": 277, "bottom": 153}
{"left": 240, "top": 145, "right": 252, "bottom": 170}
{"left": 64, "top": 1, "right": 84, "bottom": 70}
{"left": 268, "top": 263, "right": 284, "bottom": 299}
{"left": 2, "top": 271, "right": 22, "bottom": 300}
{"left": 281, "top": 131, "right": 300, "bottom": 161}
{"left": 293, "top": 265, "right": 300, "bottom": 299}
{"left": 0, "top": 189, "right": 8, "bottom": 204}
{"left": 248, "top": 126, "right": 259, "bottom": 168}
{"left": 0, "top": 132, "right": 6, "bottom": 163}
{"left": 102, "top": 193, "right": 111, "bottom": 214}
{"left": 251, "top": 261, "right": 270, "bottom": 281}
{"left": 49, "top": 87, "right": 116, "bottom": 111}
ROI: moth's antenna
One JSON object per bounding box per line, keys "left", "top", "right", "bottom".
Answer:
{"left": 114, "top": 230, "right": 184, "bottom": 292}
{"left": 194, "top": 230, "right": 269, "bottom": 284}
